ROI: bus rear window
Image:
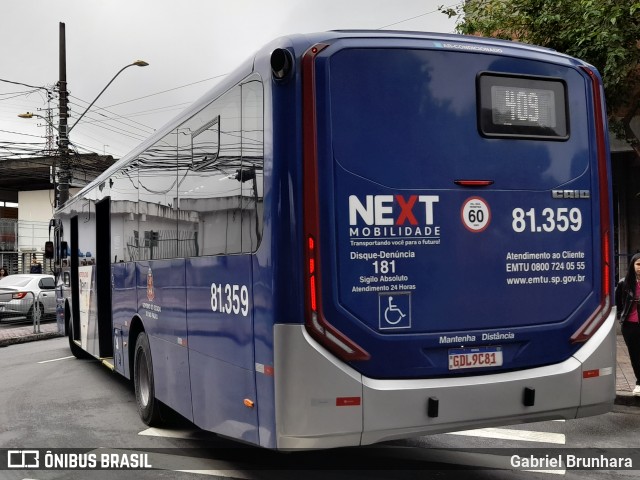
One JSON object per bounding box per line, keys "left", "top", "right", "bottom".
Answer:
{"left": 478, "top": 73, "right": 568, "bottom": 140}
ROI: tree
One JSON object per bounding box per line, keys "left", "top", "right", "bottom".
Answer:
{"left": 442, "top": 0, "right": 640, "bottom": 154}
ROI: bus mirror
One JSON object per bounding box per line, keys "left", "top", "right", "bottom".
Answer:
{"left": 44, "top": 241, "right": 54, "bottom": 259}
{"left": 271, "top": 48, "right": 293, "bottom": 81}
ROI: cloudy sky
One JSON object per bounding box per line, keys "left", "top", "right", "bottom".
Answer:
{"left": 0, "top": 0, "right": 460, "bottom": 159}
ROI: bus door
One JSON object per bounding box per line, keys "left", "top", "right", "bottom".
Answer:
{"left": 60, "top": 198, "right": 114, "bottom": 360}
{"left": 69, "top": 215, "right": 82, "bottom": 349}
{"left": 95, "top": 198, "right": 113, "bottom": 358}
{"left": 51, "top": 220, "right": 67, "bottom": 333}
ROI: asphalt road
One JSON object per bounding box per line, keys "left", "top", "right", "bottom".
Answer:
{"left": 1, "top": 336, "right": 639, "bottom": 480}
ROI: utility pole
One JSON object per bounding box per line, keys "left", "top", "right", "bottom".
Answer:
{"left": 44, "top": 105, "right": 55, "bottom": 156}
{"left": 57, "top": 21, "right": 70, "bottom": 207}
{"left": 42, "top": 86, "right": 56, "bottom": 156}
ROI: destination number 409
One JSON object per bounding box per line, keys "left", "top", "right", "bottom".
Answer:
{"left": 512, "top": 207, "right": 582, "bottom": 233}
{"left": 210, "top": 283, "right": 249, "bottom": 316}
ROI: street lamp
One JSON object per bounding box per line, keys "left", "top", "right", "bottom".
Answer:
{"left": 17, "top": 112, "right": 57, "bottom": 128}
{"left": 18, "top": 60, "right": 148, "bottom": 137}
{"left": 58, "top": 60, "right": 149, "bottom": 205}
{"left": 67, "top": 60, "right": 149, "bottom": 134}
{"left": 18, "top": 110, "right": 59, "bottom": 156}
{"left": 21, "top": 59, "right": 148, "bottom": 207}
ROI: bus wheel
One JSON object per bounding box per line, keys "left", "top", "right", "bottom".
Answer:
{"left": 134, "top": 332, "right": 162, "bottom": 426}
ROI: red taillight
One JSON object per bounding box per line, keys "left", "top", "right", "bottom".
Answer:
{"left": 12, "top": 292, "right": 27, "bottom": 300}
{"left": 309, "top": 277, "right": 317, "bottom": 311}
{"left": 454, "top": 180, "right": 494, "bottom": 187}
{"left": 308, "top": 237, "right": 316, "bottom": 274}
{"left": 302, "top": 44, "right": 370, "bottom": 361}
{"left": 571, "top": 67, "right": 612, "bottom": 344}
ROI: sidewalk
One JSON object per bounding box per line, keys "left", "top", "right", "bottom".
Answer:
{"left": 0, "top": 320, "right": 638, "bottom": 407}
{"left": 614, "top": 322, "right": 640, "bottom": 406}
{"left": 0, "top": 320, "right": 61, "bottom": 347}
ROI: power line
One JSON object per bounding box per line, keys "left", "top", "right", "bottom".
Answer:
{"left": 0, "top": 89, "right": 42, "bottom": 101}
{"left": 0, "top": 78, "right": 49, "bottom": 91}
{"left": 70, "top": 120, "right": 147, "bottom": 144}
{"left": 101, "top": 73, "right": 228, "bottom": 109}
{"left": 83, "top": 102, "right": 191, "bottom": 124}
{"left": 57, "top": 74, "right": 227, "bottom": 154}
{"left": 61, "top": 74, "right": 227, "bottom": 154}
{"left": 69, "top": 95, "right": 156, "bottom": 134}
{"left": 376, "top": 2, "right": 463, "bottom": 30}
{"left": 0, "top": 129, "right": 43, "bottom": 139}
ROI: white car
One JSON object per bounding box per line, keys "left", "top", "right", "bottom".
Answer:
{"left": 0, "top": 274, "right": 57, "bottom": 322}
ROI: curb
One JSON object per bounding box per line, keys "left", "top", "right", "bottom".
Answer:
{"left": 0, "top": 331, "right": 62, "bottom": 348}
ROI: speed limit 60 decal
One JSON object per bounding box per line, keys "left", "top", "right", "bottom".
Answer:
{"left": 461, "top": 197, "right": 491, "bottom": 233}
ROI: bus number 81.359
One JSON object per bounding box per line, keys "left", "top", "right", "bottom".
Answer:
{"left": 210, "top": 283, "right": 250, "bottom": 316}
{"left": 512, "top": 207, "right": 582, "bottom": 233}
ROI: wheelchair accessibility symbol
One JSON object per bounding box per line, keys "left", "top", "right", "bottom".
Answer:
{"left": 379, "top": 292, "right": 411, "bottom": 330}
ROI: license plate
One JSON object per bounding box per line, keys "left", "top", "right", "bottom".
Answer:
{"left": 448, "top": 346, "right": 503, "bottom": 370}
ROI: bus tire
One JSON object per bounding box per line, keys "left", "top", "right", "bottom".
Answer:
{"left": 134, "top": 332, "right": 163, "bottom": 426}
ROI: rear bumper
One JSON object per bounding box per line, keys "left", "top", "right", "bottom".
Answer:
{"left": 0, "top": 299, "right": 34, "bottom": 318}
{"left": 274, "top": 312, "right": 616, "bottom": 449}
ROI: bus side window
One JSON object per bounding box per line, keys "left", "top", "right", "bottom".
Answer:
{"left": 108, "top": 75, "right": 264, "bottom": 261}
{"left": 178, "top": 84, "right": 243, "bottom": 256}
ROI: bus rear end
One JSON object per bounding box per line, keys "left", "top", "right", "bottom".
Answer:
{"left": 274, "top": 33, "right": 615, "bottom": 449}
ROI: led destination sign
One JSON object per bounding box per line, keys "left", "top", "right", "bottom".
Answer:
{"left": 478, "top": 73, "right": 568, "bottom": 139}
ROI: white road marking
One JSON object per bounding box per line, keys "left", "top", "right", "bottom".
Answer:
{"left": 38, "top": 355, "right": 74, "bottom": 364}
{"left": 176, "top": 469, "right": 251, "bottom": 478}
{"left": 447, "top": 427, "right": 566, "bottom": 444}
{"left": 138, "top": 427, "right": 202, "bottom": 440}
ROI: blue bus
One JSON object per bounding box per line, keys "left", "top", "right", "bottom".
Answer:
{"left": 52, "top": 31, "right": 615, "bottom": 450}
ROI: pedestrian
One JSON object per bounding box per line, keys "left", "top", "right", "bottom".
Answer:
{"left": 29, "top": 254, "right": 42, "bottom": 274}
{"left": 616, "top": 253, "right": 640, "bottom": 396}
{"left": 0, "top": 267, "right": 8, "bottom": 278}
